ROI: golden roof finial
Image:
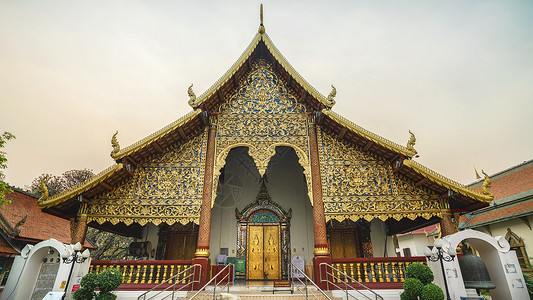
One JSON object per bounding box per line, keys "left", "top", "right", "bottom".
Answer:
{"left": 406, "top": 130, "right": 417, "bottom": 154}
{"left": 111, "top": 130, "right": 120, "bottom": 156}
{"left": 188, "top": 84, "right": 199, "bottom": 108}
{"left": 481, "top": 170, "right": 494, "bottom": 200}
{"left": 258, "top": 4, "right": 265, "bottom": 34}
{"left": 39, "top": 177, "right": 49, "bottom": 201}
{"left": 474, "top": 166, "right": 481, "bottom": 179}
{"left": 325, "top": 84, "right": 336, "bottom": 108}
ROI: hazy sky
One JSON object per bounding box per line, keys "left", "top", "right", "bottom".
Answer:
{"left": 1, "top": 0, "right": 532, "bottom": 189}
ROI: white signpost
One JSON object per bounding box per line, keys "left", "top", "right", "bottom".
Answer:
{"left": 291, "top": 256, "right": 305, "bottom": 279}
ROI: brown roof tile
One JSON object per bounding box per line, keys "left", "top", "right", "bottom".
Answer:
{"left": 466, "top": 201, "right": 533, "bottom": 226}
{"left": 472, "top": 164, "right": 533, "bottom": 201}
{"left": 0, "top": 189, "right": 72, "bottom": 244}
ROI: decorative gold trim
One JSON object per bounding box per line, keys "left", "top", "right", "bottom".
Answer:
{"left": 111, "top": 109, "right": 201, "bottom": 160}
{"left": 195, "top": 248, "right": 210, "bottom": 257}
{"left": 38, "top": 164, "right": 124, "bottom": 209}
{"left": 314, "top": 247, "right": 329, "bottom": 256}
{"left": 325, "top": 210, "right": 446, "bottom": 223}
{"left": 403, "top": 159, "right": 493, "bottom": 202}
{"left": 322, "top": 110, "right": 417, "bottom": 157}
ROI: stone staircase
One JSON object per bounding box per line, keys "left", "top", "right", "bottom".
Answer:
{"left": 185, "top": 282, "right": 341, "bottom": 300}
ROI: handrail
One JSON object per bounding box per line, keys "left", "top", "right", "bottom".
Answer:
{"left": 137, "top": 264, "right": 201, "bottom": 300}
{"left": 189, "top": 263, "right": 235, "bottom": 300}
{"left": 290, "top": 262, "right": 331, "bottom": 300}
{"left": 319, "top": 263, "right": 383, "bottom": 300}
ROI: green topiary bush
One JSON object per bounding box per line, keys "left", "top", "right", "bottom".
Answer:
{"left": 72, "top": 287, "right": 96, "bottom": 300}
{"left": 72, "top": 269, "right": 122, "bottom": 300}
{"left": 79, "top": 272, "right": 98, "bottom": 290}
{"left": 400, "top": 290, "right": 418, "bottom": 300}
{"left": 95, "top": 269, "right": 122, "bottom": 293}
{"left": 403, "top": 277, "right": 424, "bottom": 298}
{"left": 421, "top": 283, "right": 445, "bottom": 300}
{"left": 405, "top": 263, "right": 434, "bottom": 285}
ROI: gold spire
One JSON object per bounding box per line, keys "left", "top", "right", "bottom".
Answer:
{"left": 258, "top": 4, "right": 265, "bottom": 34}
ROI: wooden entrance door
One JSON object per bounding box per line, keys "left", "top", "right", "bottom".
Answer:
{"left": 247, "top": 224, "right": 281, "bottom": 280}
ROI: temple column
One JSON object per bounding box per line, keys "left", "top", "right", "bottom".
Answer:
{"left": 70, "top": 202, "right": 88, "bottom": 246}
{"left": 307, "top": 115, "right": 331, "bottom": 288}
{"left": 192, "top": 115, "right": 217, "bottom": 288}
{"left": 440, "top": 211, "right": 457, "bottom": 237}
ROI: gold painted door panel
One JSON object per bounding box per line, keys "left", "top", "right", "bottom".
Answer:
{"left": 263, "top": 225, "right": 280, "bottom": 280}
{"left": 247, "top": 224, "right": 281, "bottom": 280}
{"left": 247, "top": 225, "right": 264, "bottom": 280}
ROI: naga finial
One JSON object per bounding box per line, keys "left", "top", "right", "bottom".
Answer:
{"left": 474, "top": 166, "right": 481, "bottom": 179}
{"left": 325, "top": 84, "right": 336, "bottom": 108}
{"left": 39, "top": 177, "right": 49, "bottom": 201}
{"left": 188, "top": 84, "right": 198, "bottom": 108}
{"left": 406, "top": 130, "right": 417, "bottom": 154}
{"left": 481, "top": 170, "right": 494, "bottom": 199}
{"left": 258, "top": 4, "right": 265, "bottom": 34}
{"left": 111, "top": 130, "right": 120, "bottom": 156}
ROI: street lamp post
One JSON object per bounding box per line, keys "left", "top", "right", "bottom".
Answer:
{"left": 62, "top": 242, "right": 90, "bottom": 299}
{"left": 425, "top": 239, "right": 456, "bottom": 300}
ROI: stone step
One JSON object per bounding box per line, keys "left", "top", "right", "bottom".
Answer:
{"left": 186, "top": 290, "right": 339, "bottom": 300}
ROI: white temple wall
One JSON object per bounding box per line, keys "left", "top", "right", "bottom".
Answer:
{"left": 475, "top": 216, "right": 533, "bottom": 262}
{"left": 143, "top": 223, "right": 159, "bottom": 259}
{"left": 209, "top": 147, "right": 315, "bottom": 264}
{"left": 396, "top": 233, "right": 434, "bottom": 257}
{"left": 370, "top": 219, "right": 396, "bottom": 257}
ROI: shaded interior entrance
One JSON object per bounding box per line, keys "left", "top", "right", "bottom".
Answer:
{"left": 164, "top": 223, "right": 198, "bottom": 260}
{"left": 327, "top": 220, "right": 372, "bottom": 258}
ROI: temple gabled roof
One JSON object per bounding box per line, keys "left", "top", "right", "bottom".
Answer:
{"left": 38, "top": 14, "right": 492, "bottom": 219}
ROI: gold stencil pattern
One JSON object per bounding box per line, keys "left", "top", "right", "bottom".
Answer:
{"left": 214, "top": 59, "right": 313, "bottom": 205}
{"left": 317, "top": 129, "right": 446, "bottom": 222}
{"left": 87, "top": 132, "right": 208, "bottom": 226}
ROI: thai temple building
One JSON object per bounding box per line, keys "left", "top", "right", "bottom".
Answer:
{"left": 37, "top": 6, "right": 493, "bottom": 291}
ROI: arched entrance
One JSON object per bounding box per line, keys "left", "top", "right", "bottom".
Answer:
{"left": 431, "top": 229, "right": 529, "bottom": 300}
{"left": 236, "top": 180, "right": 291, "bottom": 280}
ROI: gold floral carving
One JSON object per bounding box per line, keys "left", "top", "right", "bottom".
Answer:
{"left": 317, "top": 129, "right": 447, "bottom": 222}
{"left": 87, "top": 131, "right": 208, "bottom": 226}
{"left": 214, "top": 59, "right": 313, "bottom": 206}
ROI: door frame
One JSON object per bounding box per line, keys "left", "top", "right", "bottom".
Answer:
{"left": 235, "top": 186, "right": 291, "bottom": 280}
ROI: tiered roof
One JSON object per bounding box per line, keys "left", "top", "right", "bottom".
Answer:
{"left": 38, "top": 10, "right": 492, "bottom": 221}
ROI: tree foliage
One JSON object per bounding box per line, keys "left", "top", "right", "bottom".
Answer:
{"left": 85, "top": 228, "right": 133, "bottom": 260}
{"left": 0, "top": 132, "right": 15, "bottom": 206}
{"left": 29, "top": 169, "right": 94, "bottom": 197}
{"left": 29, "top": 169, "right": 133, "bottom": 260}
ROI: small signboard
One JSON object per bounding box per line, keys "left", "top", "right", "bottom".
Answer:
{"left": 291, "top": 256, "right": 305, "bottom": 279}
{"left": 71, "top": 276, "right": 82, "bottom": 293}
{"left": 235, "top": 258, "right": 246, "bottom": 272}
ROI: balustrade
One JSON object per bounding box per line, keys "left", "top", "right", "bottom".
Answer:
{"left": 330, "top": 257, "right": 426, "bottom": 284}
{"left": 89, "top": 260, "right": 193, "bottom": 287}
